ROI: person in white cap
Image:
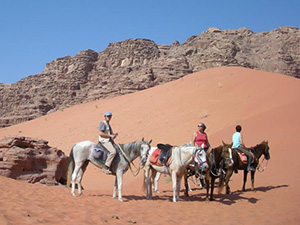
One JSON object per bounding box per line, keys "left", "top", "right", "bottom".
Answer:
{"left": 99, "top": 112, "right": 118, "bottom": 174}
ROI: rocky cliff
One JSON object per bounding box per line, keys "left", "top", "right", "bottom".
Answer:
{"left": 0, "top": 26, "right": 299, "bottom": 127}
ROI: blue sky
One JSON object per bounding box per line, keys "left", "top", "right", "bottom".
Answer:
{"left": 1, "top": 0, "right": 299, "bottom": 83}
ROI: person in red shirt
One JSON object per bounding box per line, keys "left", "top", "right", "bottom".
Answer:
{"left": 192, "top": 122, "right": 210, "bottom": 152}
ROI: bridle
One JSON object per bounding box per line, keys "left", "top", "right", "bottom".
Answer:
{"left": 193, "top": 147, "right": 208, "bottom": 178}
{"left": 222, "top": 145, "right": 234, "bottom": 167}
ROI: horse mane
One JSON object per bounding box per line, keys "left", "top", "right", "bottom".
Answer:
{"left": 252, "top": 140, "right": 267, "bottom": 149}
{"left": 121, "top": 141, "right": 142, "bottom": 154}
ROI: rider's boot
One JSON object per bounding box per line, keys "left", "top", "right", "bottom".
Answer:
{"left": 247, "top": 155, "right": 255, "bottom": 171}
{"left": 102, "top": 165, "right": 112, "bottom": 174}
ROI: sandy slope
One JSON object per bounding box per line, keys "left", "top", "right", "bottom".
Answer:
{"left": 0, "top": 66, "right": 299, "bottom": 225}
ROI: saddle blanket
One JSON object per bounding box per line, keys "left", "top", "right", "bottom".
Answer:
{"left": 237, "top": 152, "right": 254, "bottom": 164}
{"left": 149, "top": 148, "right": 172, "bottom": 166}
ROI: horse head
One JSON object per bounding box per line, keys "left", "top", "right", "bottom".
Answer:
{"left": 194, "top": 145, "right": 209, "bottom": 173}
{"left": 222, "top": 141, "right": 234, "bottom": 168}
{"left": 262, "top": 140, "right": 270, "bottom": 160}
{"left": 140, "top": 138, "right": 152, "bottom": 165}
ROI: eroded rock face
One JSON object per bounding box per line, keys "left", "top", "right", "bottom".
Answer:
{"left": 0, "top": 137, "right": 68, "bottom": 185}
{"left": 0, "top": 27, "right": 299, "bottom": 127}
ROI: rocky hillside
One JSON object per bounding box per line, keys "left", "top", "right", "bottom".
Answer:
{"left": 0, "top": 26, "right": 299, "bottom": 127}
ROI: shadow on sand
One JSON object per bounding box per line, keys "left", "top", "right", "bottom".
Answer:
{"left": 88, "top": 184, "right": 288, "bottom": 203}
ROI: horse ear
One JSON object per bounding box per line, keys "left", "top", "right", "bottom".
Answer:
{"left": 142, "top": 137, "right": 144, "bottom": 142}
{"left": 149, "top": 139, "right": 152, "bottom": 144}
{"left": 222, "top": 140, "right": 226, "bottom": 145}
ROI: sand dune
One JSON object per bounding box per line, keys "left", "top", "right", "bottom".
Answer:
{"left": 0, "top": 66, "right": 299, "bottom": 224}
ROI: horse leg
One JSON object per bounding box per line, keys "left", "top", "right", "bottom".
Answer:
{"left": 77, "top": 169, "right": 83, "bottom": 196}
{"left": 171, "top": 171, "right": 177, "bottom": 202}
{"left": 242, "top": 169, "right": 248, "bottom": 191}
{"left": 251, "top": 170, "right": 256, "bottom": 192}
{"left": 153, "top": 172, "right": 161, "bottom": 193}
{"left": 208, "top": 172, "right": 215, "bottom": 201}
{"left": 144, "top": 166, "right": 151, "bottom": 200}
{"left": 116, "top": 170, "right": 123, "bottom": 202}
{"left": 113, "top": 176, "right": 117, "bottom": 199}
{"left": 224, "top": 169, "right": 233, "bottom": 194}
{"left": 184, "top": 172, "right": 189, "bottom": 197}
{"left": 71, "top": 163, "right": 83, "bottom": 197}
{"left": 77, "top": 161, "right": 89, "bottom": 196}
{"left": 176, "top": 175, "right": 182, "bottom": 202}
{"left": 149, "top": 169, "right": 157, "bottom": 198}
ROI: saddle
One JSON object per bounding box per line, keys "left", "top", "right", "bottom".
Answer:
{"left": 149, "top": 143, "right": 173, "bottom": 166}
{"left": 237, "top": 151, "right": 255, "bottom": 164}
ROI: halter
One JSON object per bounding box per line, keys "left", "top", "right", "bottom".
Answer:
{"left": 222, "top": 145, "right": 233, "bottom": 166}
{"left": 194, "top": 147, "right": 207, "bottom": 168}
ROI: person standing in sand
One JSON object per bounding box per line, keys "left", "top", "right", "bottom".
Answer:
{"left": 232, "top": 125, "right": 255, "bottom": 171}
{"left": 99, "top": 112, "right": 118, "bottom": 174}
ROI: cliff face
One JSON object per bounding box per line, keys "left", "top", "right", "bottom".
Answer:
{"left": 1, "top": 26, "right": 299, "bottom": 127}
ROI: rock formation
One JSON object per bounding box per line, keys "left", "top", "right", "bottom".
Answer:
{"left": 0, "top": 26, "right": 299, "bottom": 127}
{"left": 0, "top": 137, "right": 68, "bottom": 185}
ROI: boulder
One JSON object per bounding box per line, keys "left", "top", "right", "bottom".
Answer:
{"left": 0, "top": 137, "right": 68, "bottom": 185}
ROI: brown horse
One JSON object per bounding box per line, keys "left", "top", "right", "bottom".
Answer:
{"left": 184, "top": 142, "right": 232, "bottom": 201}
{"left": 219, "top": 141, "right": 270, "bottom": 194}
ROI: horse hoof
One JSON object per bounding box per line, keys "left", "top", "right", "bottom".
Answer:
{"left": 71, "top": 193, "right": 76, "bottom": 197}
{"left": 118, "top": 198, "right": 123, "bottom": 202}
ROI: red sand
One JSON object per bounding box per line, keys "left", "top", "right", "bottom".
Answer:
{"left": 0, "top": 66, "right": 299, "bottom": 224}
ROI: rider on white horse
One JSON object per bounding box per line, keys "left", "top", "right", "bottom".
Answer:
{"left": 98, "top": 111, "right": 118, "bottom": 174}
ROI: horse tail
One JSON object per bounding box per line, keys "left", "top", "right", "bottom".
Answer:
{"left": 66, "top": 145, "right": 75, "bottom": 188}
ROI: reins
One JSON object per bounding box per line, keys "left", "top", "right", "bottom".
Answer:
{"left": 257, "top": 157, "right": 269, "bottom": 172}
{"left": 117, "top": 143, "right": 142, "bottom": 177}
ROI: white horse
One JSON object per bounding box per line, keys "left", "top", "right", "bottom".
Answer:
{"left": 144, "top": 144, "right": 208, "bottom": 202}
{"left": 67, "top": 138, "right": 152, "bottom": 201}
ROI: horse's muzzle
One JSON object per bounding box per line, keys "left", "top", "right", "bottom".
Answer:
{"left": 225, "top": 160, "right": 234, "bottom": 169}
{"left": 141, "top": 156, "right": 147, "bottom": 165}
{"left": 201, "top": 162, "right": 209, "bottom": 172}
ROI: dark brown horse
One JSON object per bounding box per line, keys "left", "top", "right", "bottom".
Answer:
{"left": 184, "top": 142, "right": 232, "bottom": 201}
{"left": 219, "top": 141, "right": 270, "bottom": 194}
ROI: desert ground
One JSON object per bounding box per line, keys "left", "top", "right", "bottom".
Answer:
{"left": 0, "top": 66, "right": 299, "bottom": 225}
